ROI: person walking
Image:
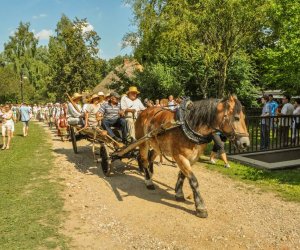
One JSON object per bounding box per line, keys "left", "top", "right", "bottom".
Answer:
{"left": 19, "top": 103, "right": 31, "bottom": 137}
{"left": 1, "top": 104, "right": 14, "bottom": 150}
{"left": 209, "top": 132, "right": 231, "bottom": 168}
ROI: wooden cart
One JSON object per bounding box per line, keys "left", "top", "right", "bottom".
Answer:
{"left": 69, "top": 121, "right": 180, "bottom": 177}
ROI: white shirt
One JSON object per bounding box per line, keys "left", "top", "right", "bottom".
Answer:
{"left": 121, "top": 95, "right": 145, "bottom": 118}
{"left": 281, "top": 103, "right": 294, "bottom": 115}
{"left": 293, "top": 106, "right": 300, "bottom": 125}
{"left": 168, "top": 100, "right": 177, "bottom": 110}
{"left": 280, "top": 103, "right": 294, "bottom": 126}
{"left": 293, "top": 106, "right": 300, "bottom": 115}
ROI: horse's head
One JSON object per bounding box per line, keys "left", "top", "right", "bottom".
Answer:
{"left": 216, "top": 95, "right": 250, "bottom": 151}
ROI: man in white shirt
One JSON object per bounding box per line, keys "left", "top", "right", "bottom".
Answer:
{"left": 121, "top": 86, "right": 145, "bottom": 141}
{"left": 279, "top": 95, "right": 294, "bottom": 146}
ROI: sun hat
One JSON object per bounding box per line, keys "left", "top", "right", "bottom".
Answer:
{"left": 97, "top": 91, "right": 105, "bottom": 96}
{"left": 71, "top": 93, "right": 83, "bottom": 100}
{"left": 90, "top": 94, "right": 99, "bottom": 102}
{"left": 126, "top": 86, "right": 140, "bottom": 94}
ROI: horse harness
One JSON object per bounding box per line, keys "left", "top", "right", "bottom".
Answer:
{"left": 149, "top": 97, "right": 247, "bottom": 145}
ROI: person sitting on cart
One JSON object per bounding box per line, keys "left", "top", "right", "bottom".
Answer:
{"left": 120, "top": 86, "right": 145, "bottom": 142}
{"left": 99, "top": 92, "right": 128, "bottom": 143}
{"left": 67, "top": 92, "right": 84, "bottom": 126}
{"left": 85, "top": 94, "right": 101, "bottom": 128}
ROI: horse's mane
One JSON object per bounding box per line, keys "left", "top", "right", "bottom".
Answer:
{"left": 186, "top": 97, "right": 242, "bottom": 129}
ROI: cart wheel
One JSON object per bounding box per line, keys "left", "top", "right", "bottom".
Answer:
{"left": 100, "top": 144, "right": 112, "bottom": 176}
{"left": 70, "top": 127, "right": 78, "bottom": 154}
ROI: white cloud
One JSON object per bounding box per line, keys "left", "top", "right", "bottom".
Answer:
{"left": 33, "top": 14, "right": 47, "bottom": 19}
{"left": 35, "top": 29, "right": 53, "bottom": 40}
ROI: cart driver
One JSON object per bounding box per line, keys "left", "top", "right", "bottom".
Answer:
{"left": 120, "top": 86, "right": 145, "bottom": 142}
{"left": 99, "top": 92, "right": 128, "bottom": 143}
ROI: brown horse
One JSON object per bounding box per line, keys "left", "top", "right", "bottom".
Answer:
{"left": 135, "top": 95, "right": 250, "bottom": 218}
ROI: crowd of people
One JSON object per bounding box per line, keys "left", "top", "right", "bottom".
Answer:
{"left": 0, "top": 87, "right": 182, "bottom": 151}
{"left": 66, "top": 86, "right": 181, "bottom": 144}
{"left": 260, "top": 94, "right": 300, "bottom": 150}
{"left": 2, "top": 90, "right": 299, "bottom": 169}
{"left": 0, "top": 103, "right": 31, "bottom": 150}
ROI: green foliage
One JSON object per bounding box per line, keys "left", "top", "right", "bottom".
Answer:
{"left": 4, "top": 22, "right": 38, "bottom": 102}
{"left": 255, "top": 0, "right": 300, "bottom": 94}
{"left": 227, "top": 51, "right": 259, "bottom": 107}
{"left": 0, "top": 122, "right": 67, "bottom": 248}
{"left": 0, "top": 66, "right": 20, "bottom": 103}
{"left": 48, "top": 15, "right": 102, "bottom": 100}
{"left": 2, "top": 23, "right": 52, "bottom": 103}
{"left": 125, "top": 0, "right": 271, "bottom": 100}
{"left": 135, "top": 63, "right": 184, "bottom": 100}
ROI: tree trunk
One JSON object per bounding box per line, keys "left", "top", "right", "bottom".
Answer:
{"left": 217, "top": 59, "right": 228, "bottom": 99}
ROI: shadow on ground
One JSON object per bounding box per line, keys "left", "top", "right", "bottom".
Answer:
{"left": 53, "top": 140, "right": 196, "bottom": 216}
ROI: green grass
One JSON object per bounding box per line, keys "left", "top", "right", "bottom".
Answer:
{"left": 0, "top": 122, "right": 68, "bottom": 249}
{"left": 204, "top": 160, "right": 300, "bottom": 202}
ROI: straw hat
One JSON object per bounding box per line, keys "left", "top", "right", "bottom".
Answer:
{"left": 126, "top": 86, "right": 140, "bottom": 94}
{"left": 71, "top": 93, "right": 83, "bottom": 100}
{"left": 97, "top": 91, "right": 105, "bottom": 96}
{"left": 89, "top": 94, "right": 99, "bottom": 102}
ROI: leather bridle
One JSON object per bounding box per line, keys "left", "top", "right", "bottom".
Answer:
{"left": 215, "top": 100, "right": 249, "bottom": 141}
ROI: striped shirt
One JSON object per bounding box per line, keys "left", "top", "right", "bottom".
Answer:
{"left": 99, "top": 101, "right": 121, "bottom": 119}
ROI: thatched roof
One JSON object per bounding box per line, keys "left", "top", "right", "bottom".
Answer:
{"left": 93, "top": 59, "right": 143, "bottom": 95}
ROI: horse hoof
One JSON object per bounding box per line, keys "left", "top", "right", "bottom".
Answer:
{"left": 146, "top": 184, "right": 155, "bottom": 190}
{"left": 175, "top": 196, "right": 185, "bottom": 202}
{"left": 196, "top": 209, "right": 208, "bottom": 218}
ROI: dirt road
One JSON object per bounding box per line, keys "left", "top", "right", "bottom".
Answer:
{"left": 47, "top": 125, "right": 300, "bottom": 249}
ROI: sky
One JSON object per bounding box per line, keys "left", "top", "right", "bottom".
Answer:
{"left": 0, "top": 0, "right": 135, "bottom": 59}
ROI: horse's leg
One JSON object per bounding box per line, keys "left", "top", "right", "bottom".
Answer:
{"left": 148, "top": 149, "right": 158, "bottom": 175}
{"left": 175, "top": 171, "right": 186, "bottom": 202}
{"left": 173, "top": 154, "right": 208, "bottom": 218}
{"left": 139, "top": 143, "right": 155, "bottom": 190}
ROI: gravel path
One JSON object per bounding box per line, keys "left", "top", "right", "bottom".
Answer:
{"left": 46, "top": 124, "right": 300, "bottom": 249}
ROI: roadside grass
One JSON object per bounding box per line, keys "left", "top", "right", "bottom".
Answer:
{"left": 203, "top": 157, "right": 300, "bottom": 203}
{"left": 0, "top": 122, "right": 67, "bottom": 249}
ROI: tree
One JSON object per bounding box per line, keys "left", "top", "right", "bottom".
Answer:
{"left": 255, "top": 0, "right": 300, "bottom": 94}
{"left": 125, "top": 0, "right": 271, "bottom": 99}
{"left": 48, "top": 15, "right": 102, "bottom": 100}
{"left": 4, "top": 22, "right": 38, "bottom": 102}
{"left": 0, "top": 66, "right": 20, "bottom": 103}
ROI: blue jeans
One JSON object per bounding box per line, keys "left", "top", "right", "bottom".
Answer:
{"left": 102, "top": 118, "right": 128, "bottom": 141}
{"left": 260, "top": 124, "right": 270, "bottom": 149}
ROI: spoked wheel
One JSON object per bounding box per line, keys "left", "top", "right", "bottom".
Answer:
{"left": 69, "top": 126, "right": 78, "bottom": 154}
{"left": 99, "top": 144, "right": 112, "bottom": 176}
